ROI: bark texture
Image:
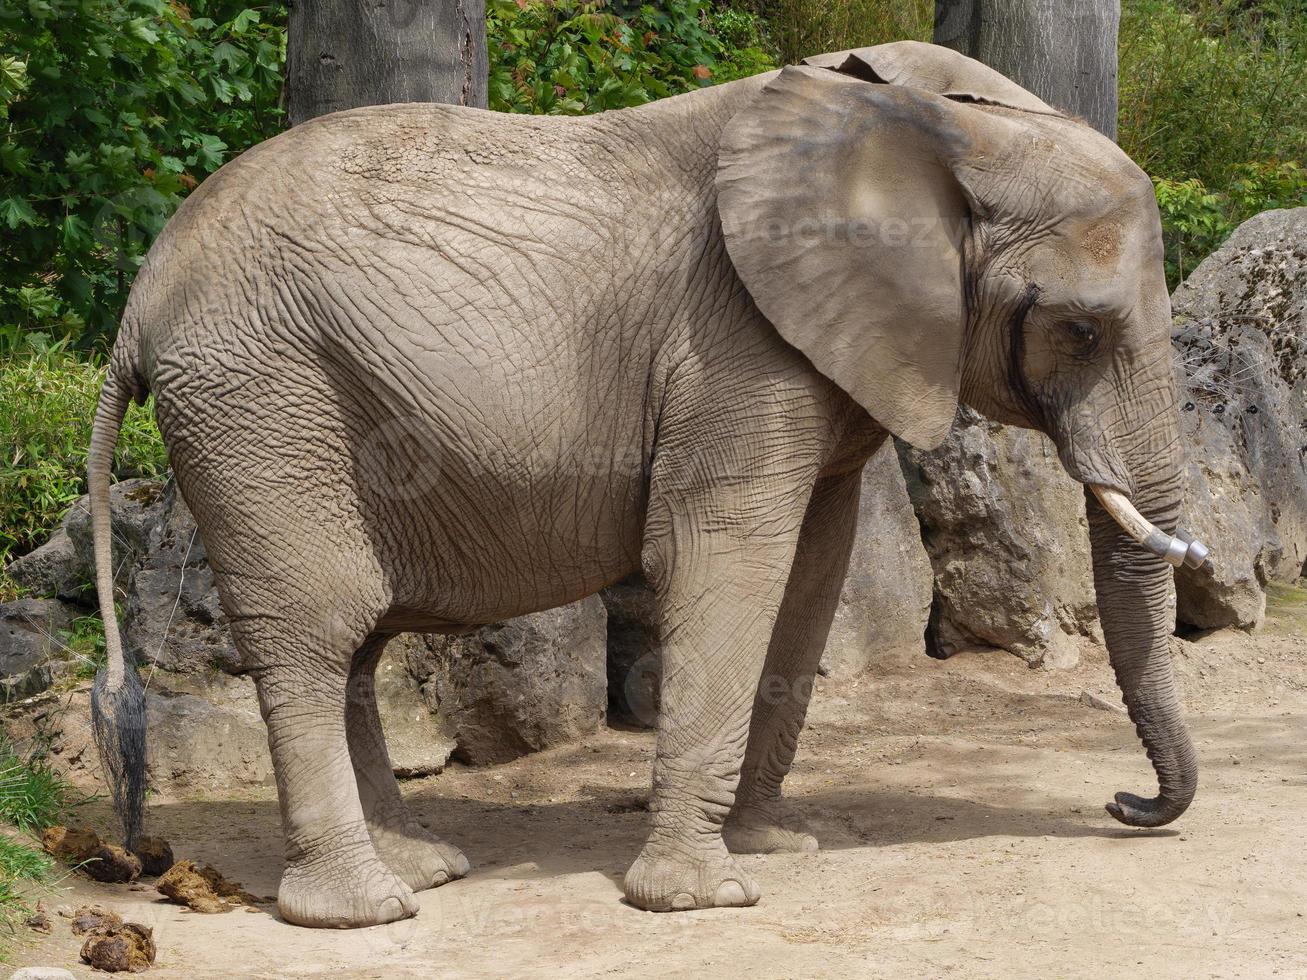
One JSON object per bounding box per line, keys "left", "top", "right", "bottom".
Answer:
{"left": 934, "top": 0, "right": 1120, "bottom": 138}
{"left": 286, "top": 0, "right": 488, "bottom": 125}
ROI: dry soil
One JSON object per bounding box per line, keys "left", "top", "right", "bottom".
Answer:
{"left": 8, "top": 588, "right": 1307, "bottom": 979}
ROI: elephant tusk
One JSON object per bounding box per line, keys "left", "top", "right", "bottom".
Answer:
{"left": 1090, "top": 485, "right": 1211, "bottom": 570}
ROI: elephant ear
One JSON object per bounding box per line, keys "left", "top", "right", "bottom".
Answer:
{"left": 802, "top": 40, "right": 1061, "bottom": 117}
{"left": 717, "top": 64, "right": 990, "bottom": 449}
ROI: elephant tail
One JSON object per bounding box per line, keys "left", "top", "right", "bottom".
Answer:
{"left": 88, "top": 365, "right": 147, "bottom": 849}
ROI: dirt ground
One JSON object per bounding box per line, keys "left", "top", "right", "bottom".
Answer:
{"left": 8, "top": 587, "right": 1307, "bottom": 979}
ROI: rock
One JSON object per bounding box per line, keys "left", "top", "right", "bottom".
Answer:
{"left": 120, "top": 483, "right": 239, "bottom": 674}
{"left": 372, "top": 648, "right": 456, "bottom": 778}
{"left": 899, "top": 410, "right": 1100, "bottom": 669}
{"left": 823, "top": 444, "right": 934, "bottom": 676}
{"left": 144, "top": 685, "right": 273, "bottom": 790}
{"left": 1078, "top": 690, "right": 1126, "bottom": 714}
{"left": 0, "top": 598, "right": 73, "bottom": 702}
{"left": 405, "top": 597, "right": 608, "bottom": 765}
{"left": 600, "top": 574, "right": 661, "bottom": 728}
{"left": 80, "top": 922, "right": 155, "bottom": 973}
{"left": 130, "top": 835, "right": 174, "bottom": 877}
{"left": 64, "top": 479, "right": 169, "bottom": 587}
{"left": 69, "top": 904, "right": 124, "bottom": 936}
{"left": 6, "top": 525, "right": 86, "bottom": 599}
{"left": 1171, "top": 207, "right": 1307, "bottom": 628}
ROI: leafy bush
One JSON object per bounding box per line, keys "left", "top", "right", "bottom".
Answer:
{"left": 1, "top": 350, "right": 167, "bottom": 562}
{"left": 0, "top": 0, "right": 286, "bottom": 354}
{"left": 487, "top": 0, "right": 773, "bottom": 114}
{"left": 1154, "top": 162, "right": 1307, "bottom": 285}
{"left": 746, "top": 0, "right": 930, "bottom": 64}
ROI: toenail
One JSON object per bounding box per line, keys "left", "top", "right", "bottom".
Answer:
{"left": 453, "top": 853, "right": 471, "bottom": 876}
{"left": 432, "top": 871, "right": 449, "bottom": 886}
{"left": 715, "top": 880, "right": 749, "bottom": 906}
{"left": 671, "top": 892, "right": 697, "bottom": 910}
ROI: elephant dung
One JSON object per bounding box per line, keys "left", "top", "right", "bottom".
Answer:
{"left": 80, "top": 922, "right": 156, "bottom": 973}
{"left": 69, "top": 905, "right": 124, "bottom": 936}
{"left": 404, "top": 596, "right": 608, "bottom": 765}
{"left": 130, "top": 835, "right": 174, "bottom": 878}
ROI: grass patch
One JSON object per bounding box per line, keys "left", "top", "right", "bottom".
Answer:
{"left": 0, "top": 738, "right": 69, "bottom": 834}
{"left": 61, "top": 613, "right": 108, "bottom": 682}
{"left": 1263, "top": 580, "right": 1307, "bottom": 636}
{"left": 1, "top": 349, "right": 167, "bottom": 567}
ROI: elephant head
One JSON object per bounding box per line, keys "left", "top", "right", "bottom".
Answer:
{"left": 716, "top": 41, "right": 1207, "bottom": 828}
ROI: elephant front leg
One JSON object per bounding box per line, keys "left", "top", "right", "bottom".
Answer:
{"left": 346, "top": 636, "right": 470, "bottom": 893}
{"left": 623, "top": 476, "right": 812, "bottom": 912}
{"left": 725, "top": 470, "right": 861, "bottom": 855}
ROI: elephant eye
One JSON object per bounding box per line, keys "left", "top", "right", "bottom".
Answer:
{"left": 1062, "top": 318, "right": 1100, "bottom": 352}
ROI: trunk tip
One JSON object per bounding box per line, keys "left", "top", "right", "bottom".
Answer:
{"left": 1105, "top": 790, "right": 1188, "bottom": 829}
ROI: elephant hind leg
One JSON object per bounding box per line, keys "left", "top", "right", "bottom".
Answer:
{"left": 726, "top": 470, "right": 863, "bottom": 855}
{"left": 238, "top": 604, "right": 417, "bottom": 928}
{"left": 346, "top": 635, "right": 470, "bottom": 892}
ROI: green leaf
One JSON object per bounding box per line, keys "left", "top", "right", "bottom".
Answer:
{"left": 0, "top": 197, "right": 39, "bottom": 229}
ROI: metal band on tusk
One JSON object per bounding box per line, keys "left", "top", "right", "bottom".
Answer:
{"left": 1090, "top": 485, "right": 1212, "bottom": 570}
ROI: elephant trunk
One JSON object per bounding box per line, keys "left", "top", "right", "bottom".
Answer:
{"left": 1085, "top": 474, "right": 1197, "bottom": 827}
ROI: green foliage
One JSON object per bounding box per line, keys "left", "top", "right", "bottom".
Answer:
{"left": 0, "top": 0, "right": 286, "bottom": 353}
{"left": 487, "top": 0, "right": 774, "bottom": 114}
{"left": 1121, "top": 0, "right": 1307, "bottom": 286}
{"left": 746, "top": 0, "right": 931, "bottom": 64}
{"left": 1, "top": 352, "right": 167, "bottom": 562}
{"left": 1154, "top": 162, "right": 1307, "bottom": 285}
{"left": 0, "top": 737, "right": 69, "bottom": 833}
{"left": 62, "top": 612, "right": 108, "bottom": 680}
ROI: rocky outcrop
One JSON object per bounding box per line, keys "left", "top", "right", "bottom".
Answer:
{"left": 823, "top": 444, "right": 933, "bottom": 675}
{"left": 899, "top": 412, "right": 1100, "bottom": 669}
{"left": 1, "top": 598, "right": 73, "bottom": 702}
{"left": 1171, "top": 207, "right": 1307, "bottom": 629}
{"left": 403, "top": 598, "right": 608, "bottom": 764}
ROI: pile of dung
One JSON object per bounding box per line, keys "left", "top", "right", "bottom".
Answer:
{"left": 70, "top": 904, "right": 123, "bottom": 935}
{"left": 131, "top": 835, "right": 174, "bottom": 877}
{"left": 80, "top": 922, "right": 156, "bottom": 973}
{"left": 41, "top": 826, "right": 141, "bottom": 883}
{"left": 156, "top": 860, "right": 265, "bottom": 913}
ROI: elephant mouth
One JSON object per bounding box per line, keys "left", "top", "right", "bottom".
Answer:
{"left": 1089, "top": 485, "right": 1211, "bottom": 570}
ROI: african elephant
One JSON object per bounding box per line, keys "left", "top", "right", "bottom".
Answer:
{"left": 88, "top": 41, "right": 1209, "bottom": 928}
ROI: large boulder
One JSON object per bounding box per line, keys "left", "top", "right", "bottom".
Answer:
{"left": 403, "top": 597, "right": 608, "bottom": 765}
{"left": 1171, "top": 207, "right": 1307, "bottom": 629}
{"left": 0, "top": 598, "right": 74, "bottom": 702}
{"left": 898, "top": 411, "right": 1100, "bottom": 669}
{"left": 119, "top": 483, "right": 240, "bottom": 673}
{"left": 822, "top": 443, "right": 933, "bottom": 676}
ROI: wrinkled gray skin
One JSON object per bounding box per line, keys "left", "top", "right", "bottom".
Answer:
{"left": 89, "top": 42, "right": 1196, "bottom": 928}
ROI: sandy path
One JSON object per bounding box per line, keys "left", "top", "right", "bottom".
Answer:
{"left": 8, "top": 598, "right": 1306, "bottom": 979}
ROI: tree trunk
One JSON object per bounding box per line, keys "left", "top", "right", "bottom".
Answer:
{"left": 286, "top": 0, "right": 489, "bottom": 126}
{"left": 933, "top": 0, "right": 1119, "bottom": 139}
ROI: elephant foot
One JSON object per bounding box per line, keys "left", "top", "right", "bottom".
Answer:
{"left": 278, "top": 853, "right": 417, "bottom": 928}
{"left": 724, "top": 799, "right": 819, "bottom": 854}
{"left": 623, "top": 840, "right": 761, "bottom": 912}
{"left": 370, "top": 817, "right": 471, "bottom": 893}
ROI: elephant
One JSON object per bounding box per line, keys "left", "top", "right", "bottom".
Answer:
{"left": 87, "top": 41, "right": 1210, "bottom": 928}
